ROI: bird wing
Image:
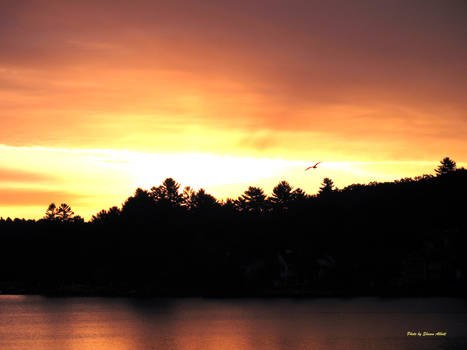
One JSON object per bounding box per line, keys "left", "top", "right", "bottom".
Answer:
{"left": 305, "top": 166, "right": 312, "bottom": 171}
{"left": 313, "top": 161, "right": 321, "bottom": 167}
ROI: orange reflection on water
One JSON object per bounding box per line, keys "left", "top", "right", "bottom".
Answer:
{"left": 0, "top": 296, "right": 465, "bottom": 350}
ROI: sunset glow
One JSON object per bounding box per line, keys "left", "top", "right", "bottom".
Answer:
{"left": 1, "top": 1, "right": 466, "bottom": 219}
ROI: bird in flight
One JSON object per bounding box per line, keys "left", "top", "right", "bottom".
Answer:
{"left": 305, "top": 162, "right": 321, "bottom": 171}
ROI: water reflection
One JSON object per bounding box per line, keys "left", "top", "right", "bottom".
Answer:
{"left": 0, "top": 296, "right": 466, "bottom": 350}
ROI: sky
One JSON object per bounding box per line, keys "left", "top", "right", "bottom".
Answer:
{"left": 1, "top": 0, "right": 466, "bottom": 219}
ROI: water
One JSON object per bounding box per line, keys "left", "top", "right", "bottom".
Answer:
{"left": 0, "top": 296, "right": 466, "bottom": 350}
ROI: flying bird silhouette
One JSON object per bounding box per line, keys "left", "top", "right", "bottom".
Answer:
{"left": 305, "top": 162, "right": 321, "bottom": 171}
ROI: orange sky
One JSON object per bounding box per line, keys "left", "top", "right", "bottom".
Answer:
{"left": 1, "top": 0, "right": 466, "bottom": 219}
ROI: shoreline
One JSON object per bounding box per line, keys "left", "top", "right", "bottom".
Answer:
{"left": 1, "top": 285, "right": 465, "bottom": 298}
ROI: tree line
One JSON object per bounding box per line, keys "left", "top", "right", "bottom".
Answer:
{"left": 0, "top": 157, "right": 465, "bottom": 297}
{"left": 20, "top": 156, "right": 456, "bottom": 224}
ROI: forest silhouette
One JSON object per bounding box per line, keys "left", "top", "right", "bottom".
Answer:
{"left": 0, "top": 157, "right": 465, "bottom": 297}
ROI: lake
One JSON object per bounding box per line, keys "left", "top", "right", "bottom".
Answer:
{"left": 0, "top": 296, "right": 466, "bottom": 349}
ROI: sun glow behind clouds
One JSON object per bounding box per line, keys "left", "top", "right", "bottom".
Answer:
{"left": 124, "top": 153, "right": 295, "bottom": 189}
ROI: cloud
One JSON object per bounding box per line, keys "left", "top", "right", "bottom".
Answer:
{"left": 0, "top": 168, "right": 55, "bottom": 183}
{"left": 0, "top": 188, "right": 85, "bottom": 206}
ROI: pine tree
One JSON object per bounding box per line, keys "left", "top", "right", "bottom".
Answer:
{"left": 435, "top": 157, "right": 456, "bottom": 175}
{"left": 318, "top": 178, "right": 335, "bottom": 196}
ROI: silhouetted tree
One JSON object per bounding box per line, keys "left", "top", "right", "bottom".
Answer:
{"left": 121, "top": 188, "right": 155, "bottom": 218}
{"left": 318, "top": 178, "right": 335, "bottom": 196}
{"left": 44, "top": 203, "right": 57, "bottom": 221}
{"left": 43, "top": 202, "right": 77, "bottom": 222}
{"left": 237, "top": 186, "right": 268, "bottom": 213}
{"left": 56, "top": 203, "right": 74, "bottom": 221}
{"left": 435, "top": 157, "right": 457, "bottom": 175}
{"left": 150, "top": 178, "right": 185, "bottom": 208}
{"left": 269, "top": 181, "right": 293, "bottom": 210}
{"left": 91, "top": 206, "right": 121, "bottom": 224}
{"left": 70, "top": 215, "right": 85, "bottom": 223}
{"left": 221, "top": 198, "right": 237, "bottom": 212}
{"left": 185, "top": 188, "right": 219, "bottom": 212}
{"left": 291, "top": 187, "right": 308, "bottom": 201}
{"left": 182, "top": 186, "right": 195, "bottom": 205}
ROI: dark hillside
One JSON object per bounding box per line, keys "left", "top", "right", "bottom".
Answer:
{"left": 0, "top": 168, "right": 466, "bottom": 296}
